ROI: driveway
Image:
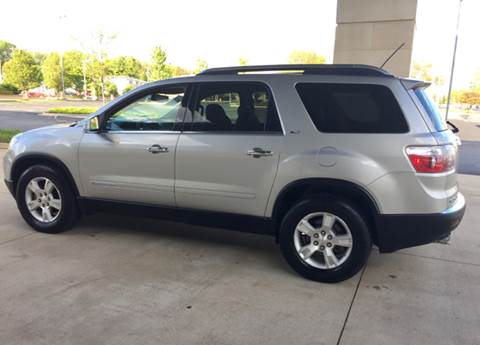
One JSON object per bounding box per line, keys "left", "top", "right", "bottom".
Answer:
{"left": 1, "top": 149, "right": 479, "bottom": 345}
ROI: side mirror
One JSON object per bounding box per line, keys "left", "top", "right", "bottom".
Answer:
{"left": 88, "top": 116, "right": 100, "bottom": 131}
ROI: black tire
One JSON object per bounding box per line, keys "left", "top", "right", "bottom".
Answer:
{"left": 16, "top": 165, "right": 80, "bottom": 233}
{"left": 279, "top": 195, "right": 371, "bottom": 283}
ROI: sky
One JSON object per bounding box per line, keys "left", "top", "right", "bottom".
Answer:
{"left": 0, "top": 0, "right": 479, "bottom": 89}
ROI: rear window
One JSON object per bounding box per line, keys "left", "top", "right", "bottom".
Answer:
{"left": 414, "top": 87, "right": 447, "bottom": 132}
{"left": 295, "top": 83, "right": 408, "bottom": 133}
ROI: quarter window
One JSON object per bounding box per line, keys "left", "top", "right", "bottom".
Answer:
{"left": 296, "top": 83, "right": 408, "bottom": 133}
{"left": 105, "top": 86, "right": 186, "bottom": 131}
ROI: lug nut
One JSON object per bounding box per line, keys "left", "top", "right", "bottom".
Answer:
{"left": 313, "top": 241, "right": 319, "bottom": 246}
{"left": 313, "top": 233, "right": 319, "bottom": 238}
{"left": 327, "top": 243, "right": 332, "bottom": 247}
{"left": 321, "top": 231, "right": 326, "bottom": 235}
{"left": 327, "top": 235, "right": 332, "bottom": 240}
{"left": 320, "top": 245, "right": 325, "bottom": 250}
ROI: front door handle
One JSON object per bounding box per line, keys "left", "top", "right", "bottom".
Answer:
{"left": 147, "top": 144, "right": 169, "bottom": 154}
{"left": 246, "top": 147, "right": 274, "bottom": 158}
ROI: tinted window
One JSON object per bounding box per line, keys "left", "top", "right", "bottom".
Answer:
{"left": 414, "top": 87, "right": 447, "bottom": 132}
{"left": 106, "top": 86, "right": 186, "bottom": 131}
{"left": 296, "top": 83, "right": 408, "bottom": 133}
{"left": 186, "top": 83, "right": 282, "bottom": 133}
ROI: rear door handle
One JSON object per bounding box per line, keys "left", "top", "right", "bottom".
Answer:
{"left": 147, "top": 144, "right": 169, "bottom": 154}
{"left": 246, "top": 147, "right": 274, "bottom": 158}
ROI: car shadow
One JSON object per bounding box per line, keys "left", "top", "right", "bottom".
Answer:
{"left": 73, "top": 212, "right": 285, "bottom": 270}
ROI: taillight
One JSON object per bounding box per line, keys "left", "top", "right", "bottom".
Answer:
{"left": 405, "top": 145, "right": 456, "bottom": 173}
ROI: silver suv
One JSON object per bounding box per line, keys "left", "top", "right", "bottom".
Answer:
{"left": 3, "top": 65, "right": 466, "bottom": 282}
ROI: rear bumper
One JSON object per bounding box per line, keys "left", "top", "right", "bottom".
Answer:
{"left": 4, "top": 179, "right": 15, "bottom": 197}
{"left": 376, "top": 193, "right": 466, "bottom": 253}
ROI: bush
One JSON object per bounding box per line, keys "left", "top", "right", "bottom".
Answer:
{"left": 122, "top": 84, "right": 134, "bottom": 94}
{"left": 0, "top": 83, "right": 20, "bottom": 95}
{"left": 105, "top": 82, "right": 118, "bottom": 97}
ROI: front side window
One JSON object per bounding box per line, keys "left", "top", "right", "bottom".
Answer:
{"left": 105, "top": 86, "right": 186, "bottom": 131}
{"left": 296, "top": 83, "right": 408, "bottom": 133}
{"left": 185, "top": 82, "right": 282, "bottom": 133}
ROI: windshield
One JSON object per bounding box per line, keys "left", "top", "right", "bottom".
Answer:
{"left": 414, "top": 87, "right": 447, "bottom": 132}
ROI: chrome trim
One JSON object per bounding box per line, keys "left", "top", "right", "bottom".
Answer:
{"left": 147, "top": 145, "right": 169, "bottom": 153}
{"left": 180, "top": 131, "right": 284, "bottom": 136}
{"left": 247, "top": 147, "right": 274, "bottom": 157}
{"left": 100, "top": 130, "right": 181, "bottom": 134}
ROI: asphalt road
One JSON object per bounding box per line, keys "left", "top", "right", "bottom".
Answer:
{"left": 1, "top": 109, "right": 479, "bottom": 175}
{"left": 458, "top": 141, "right": 480, "bottom": 175}
{"left": 0, "top": 110, "right": 80, "bottom": 131}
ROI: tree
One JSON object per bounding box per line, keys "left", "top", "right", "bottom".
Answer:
{"left": 194, "top": 58, "right": 208, "bottom": 74}
{"left": 288, "top": 50, "right": 325, "bottom": 64}
{"left": 148, "top": 46, "right": 171, "bottom": 81}
{"left": 87, "top": 55, "right": 111, "bottom": 102}
{"left": 32, "top": 52, "right": 47, "bottom": 65}
{"left": 0, "top": 40, "right": 16, "bottom": 82}
{"left": 108, "top": 56, "right": 146, "bottom": 80}
{"left": 41, "top": 53, "right": 62, "bottom": 94}
{"left": 454, "top": 89, "right": 480, "bottom": 109}
{"left": 81, "top": 29, "right": 117, "bottom": 102}
{"left": 411, "top": 62, "right": 433, "bottom": 82}
{"left": 168, "top": 65, "right": 191, "bottom": 77}
{"left": 410, "top": 61, "right": 443, "bottom": 85}
{"left": 63, "top": 50, "right": 86, "bottom": 92}
{"left": 3, "top": 50, "right": 41, "bottom": 96}
{"left": 238, "top": 57, "right": 248, "bottom": 66}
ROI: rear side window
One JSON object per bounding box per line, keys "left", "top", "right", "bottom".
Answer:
{"left": 296, "top": 83, "right": 408, "bottom": 133}
{"left": 414, "top": 87, "right": 447, "bottom": 132}
{"left": 185, "top": 82, "right": 282, "bottom": 133}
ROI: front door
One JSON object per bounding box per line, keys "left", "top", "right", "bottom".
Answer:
{"left": 175, "top": 82, "right": 284, "bottom": 216}
{"left": 78, "top": 85, "right": 188, "bottom": 206}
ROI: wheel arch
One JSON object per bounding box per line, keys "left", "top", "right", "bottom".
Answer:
{"left": 11, "top": 153, "right": 80, "bottom": 198}
{"left": 271, "top": 178, "right": 380, "bottom": 244}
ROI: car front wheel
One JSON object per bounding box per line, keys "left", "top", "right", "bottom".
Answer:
{"left": 16, "top": 165, "right": 79, "bottom": 233}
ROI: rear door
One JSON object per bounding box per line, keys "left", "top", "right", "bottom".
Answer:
{"left": 175, "top": 82, "right": 284, "bottom": 216}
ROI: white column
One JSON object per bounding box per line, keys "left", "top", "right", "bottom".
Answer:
{"left": 333, "top": 0, "right": 418, "bottom": 77}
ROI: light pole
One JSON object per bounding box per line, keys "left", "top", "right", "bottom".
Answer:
{"left": 445, "top": 0, "right": 463, "bottom": 121}
{"left": 58, "top": 14, "right": 67, "bottom": 99}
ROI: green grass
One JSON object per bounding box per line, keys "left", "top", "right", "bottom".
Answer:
{"left": 46, "top": 107, "right": 98, "bottom": 115}
{"left": 0, "top": 129, "right": 21, "bottom": 143}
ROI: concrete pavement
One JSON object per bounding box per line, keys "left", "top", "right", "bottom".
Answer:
{"left": 1, "top": 148, "right": 479, "bottom": 345}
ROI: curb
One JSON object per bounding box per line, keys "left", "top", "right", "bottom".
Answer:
{"left": 0, "top": 143, "right": 9, "bottom": 149}
{"left": 40, "top": 112, "right": 87, "bottom": 119}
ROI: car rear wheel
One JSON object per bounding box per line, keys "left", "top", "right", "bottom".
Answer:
{"left": 16, "top": 165, "right": 79, "bottom": 233}
{"left": 279, "top": 196, "right": 371, "bottom": 283}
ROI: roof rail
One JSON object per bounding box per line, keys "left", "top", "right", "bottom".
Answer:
{"left": 198, "top": 64, "right": 393, "bottom": 77}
